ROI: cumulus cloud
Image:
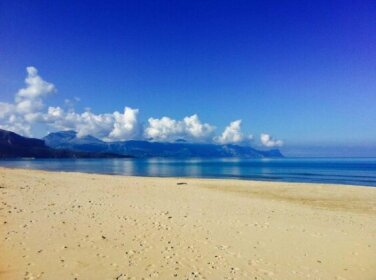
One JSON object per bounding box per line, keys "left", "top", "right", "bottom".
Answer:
{"left": 215, "top": 120, "right": 252, "bottom": 144}
{"left": 145, "top": 114, "right": 215, "bottom": 142}
{"left": 260, "top": 133, "right": 283, "bottom": 147}
{"left": 108, "top": 107, "right": 140, "bottom": 140}
{"left": 145, "top": 117, "right": 180, "bottom": 141}
{"left": 42, "top": 106, "right": 141, "bottom": 140}
{"left": 0, "top": 67, "right": 141, "bottom": 140}
{"left": 15, "top": 66, "right": 55, "bottom": 114}
{"left": 0, "top": 67, "right": 55, "bottom": 135}
{"left": 0, "top": 66, "right": 284, "bottom": 147}
{"left": 183, "top": 115, "right": 215, "bottom": 139}
{"left": 0, "top": 102, "right": 15, "bottom": 119}
{"left": 43, "top": 107, "right": 113, "bottom": 138}
{"left": 0, "top": 114, "right": 31, "bottom": 136}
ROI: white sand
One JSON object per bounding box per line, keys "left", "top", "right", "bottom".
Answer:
{"left": 1, "top": 167, "right": 375, "bottom": 279}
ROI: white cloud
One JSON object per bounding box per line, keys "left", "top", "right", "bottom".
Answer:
{"left": 43, "top": 106, "right": 140, "bottom": 140}
{"left": 0, "top": 113, "right": 31, "bottom": 136}
{"left": 15, "top": 66, "right": 55, "bottom": 114}
{"left": 215, "top": 120, "right": 252, "bottom": 144}
{"left": 0, "top": 66, "right": 284, "bottom": 148}
{"left": 48, "top": 109, "right": 114, "bottom": 139}
{"left": 0, "top": 66, "right": 55, "bottom": 136}
{"left": 260, "top": 133, "right": 283, "bottom": 147}
{"left": 108, "top": 107, "right": 141, "bottom": 140}
{"left": 0, "top": 67, "right": 142, "bottom": 141}
{"left": 145, "top": 114, "right": 215, "bottom": 142}
{"left": 183, "top": 114, "right": 215, "bottom": 139}
{"left": 0, "top": 102, "right": 15, "bottom": 119}
{"left": 16, "top": 67, "right": 55, "bottom": 99}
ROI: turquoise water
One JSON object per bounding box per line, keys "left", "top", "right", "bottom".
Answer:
{"left": 0, "top": 158, "right": 375, "bottom": 186}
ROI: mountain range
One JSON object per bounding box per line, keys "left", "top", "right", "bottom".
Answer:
{"left": 0, "top": 129, "right": 283, "bottom": 159}
{"left": 0, "top": 129, "right": 130, "bottom": 159}
{"left": 43, "top": 130, "right": 284, "bottom": 158}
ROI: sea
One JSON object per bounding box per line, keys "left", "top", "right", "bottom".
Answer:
{"left": 1, "top": 157, "right": 376, "bottom": 187}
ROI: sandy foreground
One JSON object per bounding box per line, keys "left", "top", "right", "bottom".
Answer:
{"left": 0, "top": 168, "right": 375, "bottom": 280}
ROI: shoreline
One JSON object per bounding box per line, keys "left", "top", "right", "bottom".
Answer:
{"left": 1, "top": 167, "right": 375, "bottom": 279}
{"left": 0, "top": 165, "right": 375, "bottom": 188}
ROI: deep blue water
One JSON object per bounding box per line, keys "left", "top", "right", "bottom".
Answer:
{"left": 0, "top": 158, "right": 375, "bottom": 187}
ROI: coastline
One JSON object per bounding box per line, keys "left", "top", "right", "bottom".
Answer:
{"left": 1, "top": 167, "right": 375, "bottom": 279}
{"left": 1, "top": 157, "right": 376, "bottom": 187}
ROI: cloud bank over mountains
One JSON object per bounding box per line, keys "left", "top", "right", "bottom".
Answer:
{"left": 0, "top": 67, "right": 283, "bottom": 147}
{"left": 145, "top": 115, "right": 215, "bottom": 143}
{"left": 215, "top": 120, "right": 253, "bottom": 144}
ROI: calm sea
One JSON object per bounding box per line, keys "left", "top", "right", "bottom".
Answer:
{"left": 0, "top": 158, "right": 375, "bottom": 187}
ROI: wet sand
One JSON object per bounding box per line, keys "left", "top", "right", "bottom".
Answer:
{"left": 0, "top": 167, "right": 375, "bottom": 279}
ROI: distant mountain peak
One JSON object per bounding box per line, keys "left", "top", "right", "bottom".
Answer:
{"left": 44, "top": 131, "right": 105, "bottom": 148}
{"left": 43, "top": 130, "right": 284, "bottom": 158}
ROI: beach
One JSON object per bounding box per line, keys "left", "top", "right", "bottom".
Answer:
{"left": 0, "top": 167, "right": 375, "bottom": 280}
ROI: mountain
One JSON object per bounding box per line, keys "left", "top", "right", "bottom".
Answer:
{"left": 44, "top": 131, "right": 284, "bottom": 158}
{"left": 0, "top": 129, "right": 130, "bottom": 159}
{"left": 42, "top": 130, "right": 108, "bottom": 152}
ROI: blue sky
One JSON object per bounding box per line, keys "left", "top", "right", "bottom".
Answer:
{"left": 0, "top": 0, "right": 376, "bottom": 156}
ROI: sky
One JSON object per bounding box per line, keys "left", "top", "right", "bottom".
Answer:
{"left": 0, "top": 0, "right": 376, "bottom": 156}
